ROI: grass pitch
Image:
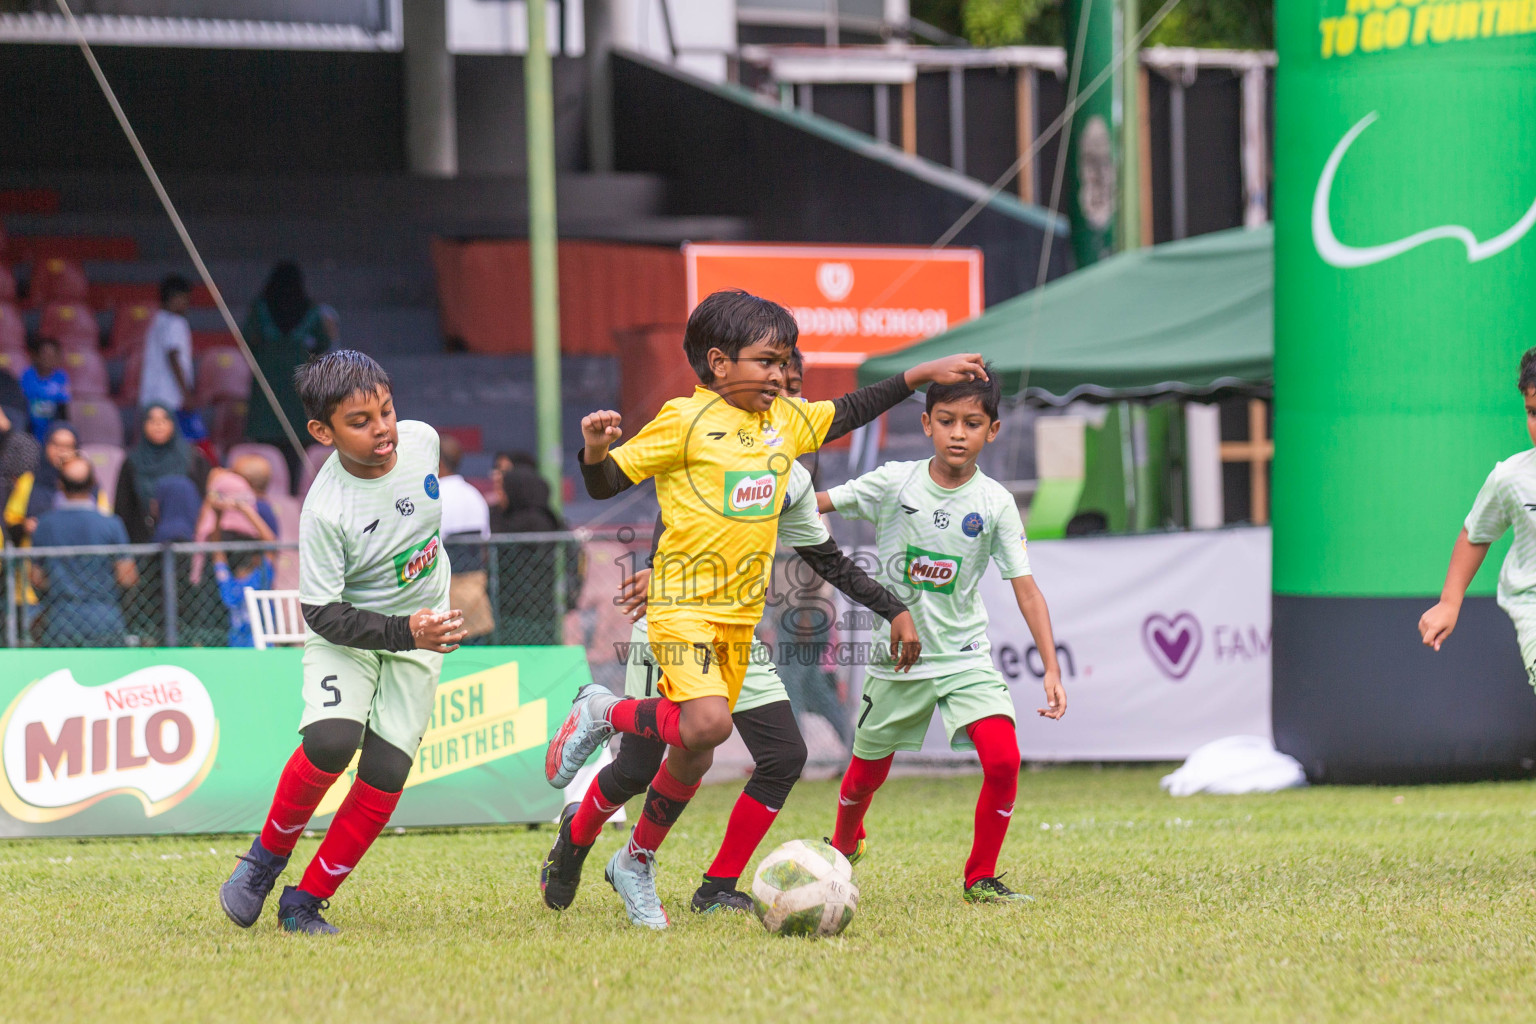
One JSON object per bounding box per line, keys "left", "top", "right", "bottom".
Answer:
{"left": 4, "top": 766, "right": 1536, "bottom": 1023}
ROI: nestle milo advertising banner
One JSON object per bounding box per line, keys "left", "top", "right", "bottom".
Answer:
{"left": 1273, "top": 0, "right": 1536, "bottom": 598}
{"left": 0, "top": 647, "right": 588, "bottom": 837}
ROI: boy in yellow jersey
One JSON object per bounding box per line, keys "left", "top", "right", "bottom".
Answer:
{"left": 546, "top": 288, "right": 984, "bottom": 928}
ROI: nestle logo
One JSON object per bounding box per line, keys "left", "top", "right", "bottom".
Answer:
{"left": 102, "top": 682, "right": 184, "bottom": 712}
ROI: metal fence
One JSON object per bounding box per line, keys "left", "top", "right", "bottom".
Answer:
{"left": 0, "top": 531, "right": 634, "bottom": 650}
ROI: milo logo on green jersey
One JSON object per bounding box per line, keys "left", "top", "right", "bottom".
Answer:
{"left": 723, "top": 470, "right": 777, "bottom": 517}
{"left": 905, "top": 545, "right": 962, "bottom": 594}
{"left": 393, "top": 532, "right": 441, "bottom": 587}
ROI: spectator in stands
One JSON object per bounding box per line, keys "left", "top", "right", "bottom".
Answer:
{"left": 204, "top": 482, "right": 276, "bottom": 648}
{"left": 6, "top": 425, "right": 107, "bottom": 545}
{"left": 0, "top": 404, "right": 39, "bottom": 517}
{"left": 30, "top": 457, "right": 138, "bottom": 647}
{"left": 439, "top": 434, "right": 493, "bottom": 642}
{"left": 190, "top": 466, "right": 275, "bottom": 585}
{"left": 229, "top": 452, "right": 281, "bottom": 538}
{"left": 491, "top": 451, "right": 560, "bottom": 533}
{"left": 151, "top": 476, "right": 201, "bottom": 543}
{"left": 243, "top": 261, "right": 335, "bottom": 488}
{"left": 140, "top": 274, "right": 194, "bottom": 425}
{"left": 115, "top": 404, "right": 211, "bottom": 545}
{"left": 487, "top": 450, "right": 519, "bottom": 512}
{"left": 21, "top": 337, "right": 68, "bottom": 442}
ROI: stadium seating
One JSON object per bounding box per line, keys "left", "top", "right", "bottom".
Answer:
{"left": 0, "top": 303, "right": 24, "bottom": 358}
{"left": 107, "top": 301, "right": 154, "bottom": 357}
{"left": 227, "top": 442, "right": 290, "bottom": 497}
{"left": 70, "top": 399, "right": 125, "bottom": 447}
{"left": 65, "top": 350, "right": 110, "bottom": 398}
{"left": 0, "top": 263, "right": 14, "bottom": 303}
{"left": 267, "top": 492, "right": 301, "bottom": 543}
{"left": 29, "top": 256, "right": 89, "bottom": 307}
{"left": 41, "top": 301, "right": 100, "bottom": 353}
{"left": 194, "top": 347, "right": 250, "bottom": 403}
{"left": 0, "top": 350, "right": 28, "bottom": 379}
{"left": 81, "top": 443, "right": 125, "bottom": 508}
{"left": 119, "top": 347, "right": 143, "bottom": 407}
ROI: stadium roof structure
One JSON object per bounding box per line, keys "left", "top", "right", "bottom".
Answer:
{"left": 859, "top": 224, "right": 1273, "bottom": 405}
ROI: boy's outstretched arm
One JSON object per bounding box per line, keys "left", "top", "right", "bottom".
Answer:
{"left": 816, "top": 490, "right": 835, "bottom": 514}
{"left": 1011, "top": 574, "right": 1066, "bottom": 719}
{"left": 824, "top": 354, "right": 989, "bottom": 442}
{"left": 576, "top": 409, "right": 634, "bottom": 499}
{"left": 1419, "top": 527, "right": 1491, "bottom": 651}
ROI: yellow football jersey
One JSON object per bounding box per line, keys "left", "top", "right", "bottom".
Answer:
{"left": 611, "top": 386, "right": 835, "bottom": 625}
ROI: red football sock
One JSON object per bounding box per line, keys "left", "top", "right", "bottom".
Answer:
{"left": 706, "top": 792, "right": 779, "bottom": 882}
{"left": 259, "top": 746, "right": 343, "bottom": 857}
{"left": 605, "top": 697, "right": 686, "bottom": 748}
{"left": 568, "top": 764, "right": 629, "bottom": 847}
{"left": 831, "top": 754, "right": 892, "bottom": 856}
{"left": 297, "top": 778, "right": 401, "bottom": 899}
{"left": 964, "top": 716, "right": 1020, "bottom": 888}
{"left": 628, "top": 759, "right": 698, "bottom": 854}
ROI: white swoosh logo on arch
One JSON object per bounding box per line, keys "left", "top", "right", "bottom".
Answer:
{"left": 1313, "top": 111, "right": 1536, "bottom": 268}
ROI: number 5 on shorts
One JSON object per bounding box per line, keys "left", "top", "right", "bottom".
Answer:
{"left": 320, "top": 674, "right": 341, "bottom": 708}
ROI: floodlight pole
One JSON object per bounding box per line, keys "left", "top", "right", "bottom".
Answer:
{"left": 526, "top": 0, "right": 563, "bottom": 512}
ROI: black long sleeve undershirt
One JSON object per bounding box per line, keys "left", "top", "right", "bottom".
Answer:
{"left": 302, "top": 602, "right": 415, "bottom": 652}
{"left": 825, "top": 372, "right": 912, "bottom": 443}
{"left": 577, "top": 447, "right": 635, "bottom": 500}
{"left": 791, "top": 539, "right": 908, "bottom": 624}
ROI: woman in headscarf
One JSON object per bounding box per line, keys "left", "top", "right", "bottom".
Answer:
{"left": 243, "top": 261, "right": 335, "bottom": 488}
{"left": 116, "top": 404, "right": 210, "bottom": 544}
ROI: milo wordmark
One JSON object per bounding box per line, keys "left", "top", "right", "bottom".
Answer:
{"left": 393, "top": 532, "right": 441, "bottom": 587}
{"left": 905, "top": 545, "right": 963, "bottom": 594}
{"left": 723, "top": 470, "right": 778, "bottom": 518}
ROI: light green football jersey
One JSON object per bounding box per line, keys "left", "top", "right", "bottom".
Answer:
{"left": 777, "top": 460, "right": 829, "bottom": 548}
{"left": 827, "top": 459, "right": 1030, "bottom": 681}
{"left": 299, "top": 419, "right": 452, "bottom": 619}
{"left": 1465, "top": 448, "right": 1536, "bottom": 608}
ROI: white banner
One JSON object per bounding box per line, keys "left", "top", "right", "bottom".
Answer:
{"left": 893, "top": 527, "right": 1272, "bottom": 761}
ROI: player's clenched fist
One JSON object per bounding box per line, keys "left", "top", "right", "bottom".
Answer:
{"left": 581, "top": 410, "right": 623, "bottom": 463}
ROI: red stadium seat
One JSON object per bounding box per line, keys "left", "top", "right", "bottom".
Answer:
{"left": 107, "top": 301, "right": 155, "bottom": 357}
{"left": 194, "top": 347, "right": 251, "bottom": 404}
{"left": 0, "top": 349, "right": 28, "bottom": 379}
{"left": 41, "top": 301, "right": 100, "bottom": 352}
{"left": 266, "top": 492, "right": 302, "bottom": 544}
{"left": 70, "top": 399, "right": 125, "bottom": 447}
{"left": 30, "top": 257, "right": 88, "bottom": 307}
{"left": 81, "top": 442, "right": 126, "bottom": 508}
{"left": 0, "top": 303, "right": 24, "bottom": 357}
{"left": 119, "top": 347, "right": 143, "bottom": 407}
{"left": 65, "top": 349, "right": 110, "bottom": 397}
{"left": 226, "top": 442, "right": 290, "bottom": 497}
{"left": 0, "top": 264, "right": 14, "bottom": 303}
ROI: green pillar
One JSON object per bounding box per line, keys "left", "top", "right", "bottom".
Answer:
{"left": 526, "top": 0, "right": 563, "bottom": 511}
{"left": 1272, "top": 1, "right": 1536, "bottom": 780}
{"left": 1117, "top": 0, "right": 1140, "bottom": 252}
{"left": 1063, "top": 0, "right": 1117, "bottom": 266}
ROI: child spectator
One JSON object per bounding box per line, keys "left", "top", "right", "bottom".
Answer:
{"left": 21, "top": 337, "right": 68, "bottom": 441}
{"left": 230, "top": 452, "right": 281, "bottom": 537}
{"left": 201, "top": 468, "right": 276, "bottom": 646}
{"left": 140, "top": 275, "right": 194, "bottom": 419}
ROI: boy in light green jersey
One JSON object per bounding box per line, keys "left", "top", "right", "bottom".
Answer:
{"left": 820, "top": 366, "right": 1067, "bottom": 904}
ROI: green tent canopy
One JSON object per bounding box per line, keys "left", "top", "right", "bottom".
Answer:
{"left": 859, "top": 225, "right": 1273, "bottom": 404}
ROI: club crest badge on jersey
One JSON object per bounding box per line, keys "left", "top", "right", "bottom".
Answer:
{"left": 396, "top": 497, "right": 415, "bottom": 517}
{"left": 962, "top": 512, "right": 984, "bottom": 537}
{"left": 424, "top": 474, "right": 439, "bottom": 499}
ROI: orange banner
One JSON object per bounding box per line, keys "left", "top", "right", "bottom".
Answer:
{"left": 684, "top": 244, "right": 983, "bottom": 367}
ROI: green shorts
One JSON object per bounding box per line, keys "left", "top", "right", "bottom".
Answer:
{"left": 623, "top": 617, "right": 787, "bottom": 714}
{"left": 299, "top": 636, "right": 444, "bottom": 756}
{"left": 852, "top": 666, "right": 1016, "bottom": 760}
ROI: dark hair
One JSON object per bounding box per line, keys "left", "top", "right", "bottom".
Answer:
{"left": 683, "top": 289, "right": 798, "bottom": 382}
{"left": 1521, "top": 348, "right": 1536, "bottom": 394}
{"left": 294, "top": 349, "right": 392, "bottom": 425}
{"left": 60, "top": 456, "right": 94, "bottom": 496}
{"left": 262, "top": 260, "right": 313, "bottom": 336}
{"left": 29, "top": 335, "right": 60, "bottom": 356}
{"left": 925, "top": 363, "right": 1001, "bottom": 421}
{"left": 159, "top": 274, "right": 192, "bottom": 304}
{"left": 439, "top": 433, "right": 463, "bottom": 474}
{"left": 502, "top": 450, "right": 537, "bottom": 470}
{"left": 788, "top": 347, "right": 805, "bottom": 374}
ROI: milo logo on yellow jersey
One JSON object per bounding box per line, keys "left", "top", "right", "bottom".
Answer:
{"left": 723, "top": 471, "right": 778, "bottom": 518}
{"left": 905, "top": 545, "right": 962, "bottom": 594}
{"left": 393, "top": 532, "right": 441, "bottom": 587}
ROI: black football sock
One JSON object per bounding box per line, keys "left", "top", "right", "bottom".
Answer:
{"left": 699, "top": 873, "right": 740, "bottom": 895}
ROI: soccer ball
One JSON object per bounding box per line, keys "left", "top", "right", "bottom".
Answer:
{"left": 751, "top": 838, "right": 859, "bottom": 937}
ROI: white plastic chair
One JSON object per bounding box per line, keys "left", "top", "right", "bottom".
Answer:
{"left": 245, "top": 588, "right": 307, "bottom": 649}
